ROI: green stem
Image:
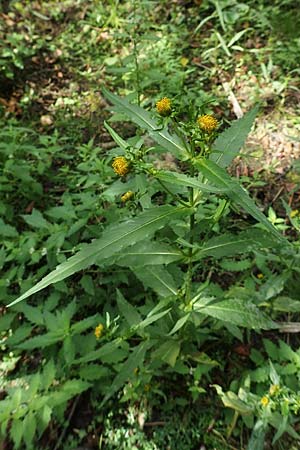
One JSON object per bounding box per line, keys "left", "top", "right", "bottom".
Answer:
{"left": 185, "top": 159, "right": 195, "bottom": 304}
{"left": 133, "top": 0, "right": 140, "bottom": 106}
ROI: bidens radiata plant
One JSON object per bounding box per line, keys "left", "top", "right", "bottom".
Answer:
{"left": 8, "top": 89, "right": 289, "bottom": 413}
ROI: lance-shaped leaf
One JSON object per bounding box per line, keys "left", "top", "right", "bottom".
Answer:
{"left": 133, "top": 266, "right": 178, "bottom": 298}
{"left": 211, "top": 106, "right": 258, "bottom": 168}
{"left": 193, "top": 158, "right": 285, "bottom": 242}
{"left": 114, "top": 241, "right": 183, "bottom": 266}
{"left": 155, "top": 170, "right": 227, "bottom": 194}
{"left": 196, "top": 229, "right": 279, "bottom": 260}
{"left": 102, "top": 88, "right": 190, "bottom": 159}
{"left": 194, "top": 298, "right": 277, "bottom": 330}
{"left": 9, "top": 206, "right": 191, "bottom": 306}
{"left": 100, "top": 341, "right": 151, "bottom": 406}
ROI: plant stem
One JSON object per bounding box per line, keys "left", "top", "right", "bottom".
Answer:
{"left": 132, "top": 0, "right": 140, "bottom": 105}
{"left": 185, "top": 156, "right": 195, "bottom": 304}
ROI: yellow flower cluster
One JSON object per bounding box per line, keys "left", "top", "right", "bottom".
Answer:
{"left": 94, "top": 323, "right": 104, "bottom": 339}
{"left": 156, "top": 97, "right": 172, "bottom": 116}
{"left": 121, "top": 191, "right": 134, "bottom": 202}
{"left": 112, "top": 156, "right": 130, "bottom": 176}
{"left": 197, "top": 114, "right": 218, "bottom": 133}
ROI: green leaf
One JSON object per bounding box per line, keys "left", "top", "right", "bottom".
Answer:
{"left": 155, "top": 170, "right": 226, "bottom": 194}
{"left": 17, "top": 330, "right": 65, "bottom": 350}
{"left": 134, "top": 266, "right": 178, "bottom": 297}
{"left": 0, "top": 218, "right": 18, "bottom": 237}
{"left": 273, "top": 296, "right": 300, "bottom": 313}
{"left": 15, "top": 304, "right": 44, "bottom": 325}
{"left": 23, "top": 412, "right": 36, "bottom": 449}
{"left": 71, "top": 314, "right": 99, "bottom": 334}
{"left": 197, "top": 229, "right": 276, "bottom": 260}
{"left": 152, "top": 340, "right": 181, "bottom": 367}
{"left": 194, "top": 158, "right": 284, "bottom": 242}
{"left": 101, "top": 341, "right": 150, "bottom": 406}
{"left": 0, "top": 312, "right": 16, "bottom": 332}
{"left": 50, "top": 379, "right": 91, "bottom": 408}
{"left": 9, "top": 205, "right": 190, "bottom": 306}
{"left": 211, "top": 107, "right": 258, "bottom": 168}
{"left": 21, "top": 209, "right": 50, "bottom": 230}
{"left": 248, "top": 420, "right": 267, "bottom": 450}
{"left": 137, "top": 308, "right": 172, "bottom": 330}
{"left": 79, "top": 364, "right": 110, "bottom": 381}
{"left": 194, "top": 298, "right": 277, "bottom": 329}
{"left": 117, "top": 289, "right": 142, "bottom": 327}
{"left": 10, "top": 419, "right": 23, "bottom": 449}
{"left": 104, "top": 121, "right": 130, "bottom": 151}
{"left": 74, "top": 338, "right": 123, "bottom": 364}
{"left": 103, "top": 88, "right": 189, "bottom": 159}
{"left": 114, "top": 241, "right": 182, "bottom": 266}
{"left": 213, "top": 385, "right": 253, "bottom": 415}
{"left": 220, "top": 259, "right": 252, "bottom": 271}
{"left": 168, "top": 314, "right": 190, "bottom": 335}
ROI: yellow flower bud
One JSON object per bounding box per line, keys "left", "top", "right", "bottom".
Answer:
{"left": 121, "top": 191, "right": 134, "bottom": 202}
{"left": 257, "top": 273, "right": 264, "bottom": 279}
{"left": 269, "top": 384, "right": 280, "bottom": 396}
{"left": 156, "top": 97, "right": 172, "bottom": 116}
{"left": 94, "top": 323, "right": 104, "bottom": 339}
{"left": 112, "top": 156, "right": 130, "bottom": 176}
{"left": 197, "top": 114, "right": 218, "bottom": 133}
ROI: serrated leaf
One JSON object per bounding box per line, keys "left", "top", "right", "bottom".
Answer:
{"left": 101, "top": 341, "right": 150, "bottom": 406}
{"left": 23, "top": 412, "right": 36, "bottom": 449}
{"left": 71, "top": 314, "right": 99, "bottom": 334}
{"left": 9, "top": 205, "right": 190, "bottom": 306}
{"left": 74, "top": 338, "right": 123, "bottom": 364}
{"left": 213, "top": 385, "right": 253, "bottom": 415}
{"left": 168, "top": 314, "right": 190, "bottom": 335}
{"left": 103, "top": 88, "right": 189, "bottom": 159}
{"left": 0, "top": 218, "right": 18, "bottom": 237}
{"left": 10, "top": 419, "right": 23, "bottom": 448}
{"left": 211, "top": 107, "right": 258, "bottom": 168}
{"left": 104, "top": 121, "right": 130, "bottom": 151}
{"left": 273, "top": 296, "right": 300, "bottom": 313}
{"left": 21, "top": 209, "right": 50, "bottom": 229}
{"left": 18, "top": 330, "right": 65, "bottom": 350}
{"left": 194, "top": 298, "right": 276, "bottom": 329}
{"left": 138, "top": 308, "right": 172, "bottom": 329}
{"left": 194, "top": 158, "right": 285, "bottom": 242}
{"left": 79, "top": 364, "right": 110, "bottom": 380}
{"left": 134, "top": 266, "right": 178, "bottom": 297}
{"left": 155, "top": 170, "right": 226, "bottom": 194}
{"left": 220, "top": 258, "right": 252, "bottom": 271}
{"left": 153, "top": 340, "right": 181, "bottom": 367}
{"left": 114, "top": 241, "right": 182, "bottom": 266}
{"left": 117, "top": 289, "right": 142, "bottom": 327}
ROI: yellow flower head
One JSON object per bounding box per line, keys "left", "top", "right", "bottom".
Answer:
{"left": 261, "top": 396, "right": 269, "bottom": 407}
{"left": 95, "top": 323, "right": 104, "bottom": 339}
{"left": 197, "top": 114, "right": 218, "bottom": 133}
{"left": 269, "top": 384, "right": 280, "bottom": 396}
{"left": 156, "top": 97, "right": 172, "bottom": 116}
{"left": 112, "top": 156, "right": 130, "bottom": 176}
{"left": 121, "top": 191, "right": 134, "bottom": 202}
{"left": 257, "top": 273, "right": 264, "bottom": 279}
